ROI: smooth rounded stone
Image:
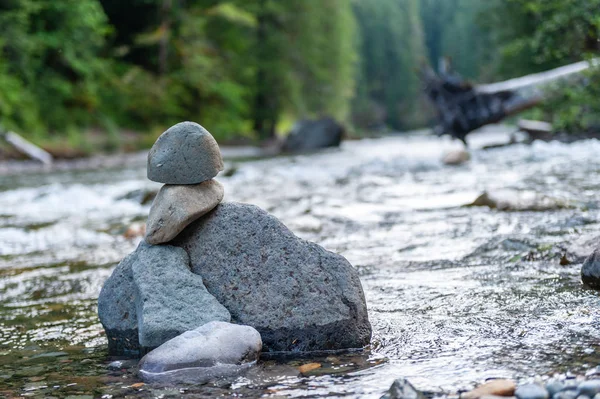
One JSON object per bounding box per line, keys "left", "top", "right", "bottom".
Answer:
{"left": 147, "top": 121, "right": 224, "bottom": 184}
{"left": 515, "top": 384, "right": 549, "bottom": 399}
{"left": 98, "top": 242, "right": 231, "bottom": 355}
{"left": 145, "top": 180, "right": 224, "bottom": 245}
{"left": 582, "top": 248, "right": 600, "bottom": 289}
{"left": 380, "top": 378, "right": 425, "bottom": 399}
{"left": 546, "top": 381, "right": 566, "bottom": 397}
{"left": 463, "top": 380, "right": 516, "bottom": 399}
{"left": 172, "top": 202, "right": 372, "bottom": 352}
{"left": 138, "top": 321, "right": 262, "bottom": 384}
{"left": 578, "top": 381, "right": 600, "bottom": 397}
{"left": 442, "top": 149, "right": 470, "bottom": 166}
{"left": 553, "top": 391, "right": 578, "bottom": 399}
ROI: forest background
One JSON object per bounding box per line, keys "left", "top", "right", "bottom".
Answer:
{"left": 0, "top": 0, "right": 598, "bottom": 154}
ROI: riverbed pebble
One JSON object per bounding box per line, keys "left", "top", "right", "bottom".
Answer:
{"left": 147, "top": 121, "right": 224, "bottom": 184}
{"left": 462, "top": 379, "right": 516, "bottom": 398}
{"left": 138, "top": 321, "right": 262, "bottom": 384}
{"left": 380, "top": 378, "right": 425, "bottom": 399}
{"left": 545, "top": 380, "right": 565, "bottom": 397}
{"left": 145, "top": 180, "right": 224, "bottom": 244}
{"left": 577, "top": 380, "right": 600, "bottom": 397}
{"left": 515, "top": 384, "right": 549, "bottom": 399}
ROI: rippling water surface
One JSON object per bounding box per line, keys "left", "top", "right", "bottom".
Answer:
{"left": 1, "top": 128, "right": 600, "bottom": 398}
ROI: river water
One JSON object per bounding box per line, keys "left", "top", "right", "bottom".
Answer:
{"left": 1, "top": 128, "right": 599, "bottom": 398}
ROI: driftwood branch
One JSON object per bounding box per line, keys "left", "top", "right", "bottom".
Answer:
{"left": 423, "top": 59, "right": 598, "bottom": 144}
{"left": 0, "top": 130, "right": 53, "bottom": 165}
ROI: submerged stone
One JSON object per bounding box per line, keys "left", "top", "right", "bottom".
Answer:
{"left": 463, "top": 380, "right": 516, "bottom": 399}
{"left": 138, "top": 321, "right": 261, "bottom": 384}
{"left": 172, "top": 202, "right": 371, "bottom": 352}
{"left": 147, "top": 121, "right": 224, "bottom": 184}
{"left": 145, "top": 180, "right": 224, "bottom": 245}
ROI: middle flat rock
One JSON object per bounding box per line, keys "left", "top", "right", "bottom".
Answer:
{"left": 145, "top": 180, "right": 224, "bottom": 245}
{"left": 172, "top": 202, "right": 372, "bottom": 352}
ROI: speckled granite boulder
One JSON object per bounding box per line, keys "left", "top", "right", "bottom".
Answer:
{"left": 172, "top": 202, "right": 372, "bottom": 352}
{"left": 98, "top": 242, "right": 231, "bottom": 355}
{"left": 147, "top": 122, "right": 224, "bottom": 184}
{"left": 145, "top": 180, "right": 224, "bottom": 245}
{"left": 139, "top": 321, "right": 262, "bottom": 383}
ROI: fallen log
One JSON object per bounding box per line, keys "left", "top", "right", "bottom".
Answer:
{"left": 0, "top": 130, "right": 53, "bottom": 165}
{"left": 423, "top": 59, "right": 599, "bottom": 144}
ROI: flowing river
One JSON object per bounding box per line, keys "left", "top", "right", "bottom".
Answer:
{"left": 1, "top": 128, "right": 599, "bottom": 398}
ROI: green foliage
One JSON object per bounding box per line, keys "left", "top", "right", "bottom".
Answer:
{"left": 0, "top": 0, "right": 112, "bottom": 138}
{"left": 484, "top": 0, "right": 600, "bottom": 133}
{"left": 352, "top": 0, "right": 425, "bottom": 130}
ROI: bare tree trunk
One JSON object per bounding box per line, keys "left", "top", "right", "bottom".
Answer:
{"left": 158, "top": 0, "right": 172, "bottom": 75}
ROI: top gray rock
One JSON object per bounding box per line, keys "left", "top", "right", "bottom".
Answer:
{"left": 172, "top": 202, "right": 371, "bottom": 352}
{"left": 147, "top": 121, "right": 224, "bottom": 184}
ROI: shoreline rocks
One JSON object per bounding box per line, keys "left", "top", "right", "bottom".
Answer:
{"left": 582, "top": 247, "right": 600, "bottom": 289}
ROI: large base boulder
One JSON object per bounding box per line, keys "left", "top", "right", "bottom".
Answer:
{"left": 172, "top": 202, "right": 371, "bottom": 352}
{"left": 282, "top": 117, "right": 344, "bottom": 153}
{"left": 98, "top": 243, "right": 230, "bottom": 356}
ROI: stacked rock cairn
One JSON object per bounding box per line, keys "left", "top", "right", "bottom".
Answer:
{"left": 98, "top": 121, "right": 371, "bottom": 381}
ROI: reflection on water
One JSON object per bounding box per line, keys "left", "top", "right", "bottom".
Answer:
{"left": 1, "top": 128, "right": 600, "bottom": 398}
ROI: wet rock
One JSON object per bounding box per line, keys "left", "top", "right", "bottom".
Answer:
{"left": 98, "top": 242, "right": 231, "bottom": 355}
{"left": 463, "top": 379, "right": 516, "bottom": 398}
{"left": 546, "top": 380, "right": 565, "bottom": 397}
{"left": 380, "top": 378, "right": 425, "bottom": 399}
{"left": 107, "top": 359, "right": 138, "bottom": 370}
{"left": 147, "top": 121, "right": 224, "bottom": 184}
{"left": 466, "top": 190, "right": 569, "bottom": 211}
{"left": 515, "top": 384, "right": 549, "bottom": 399}
{"left": 98, "top": 251, "right": 139, "bottom": 356}
{"left": 172, "top": 202, "right": 371, "bottom": 352}
{"left": 578, "top": 381, "right": 600, "bottom": 397}
{"left": 283, "top": 117, "right": 344, "bottom": 153}
{"left": 138, "top": 321, "right": 261, "bottom": 384}
{"left": 145, "top": 180, "right": 224, "bottom": 245}
{"left": 565, "top": 234, "right": 600, "bottom": 265}
{"left": 443, "top": 149, "right": 470, "bottom": 166}
{"left": 553, "top": 391, "right": 578, "bottom": 399}
{"left": 582, "top": 248, "right": 600, "bottom": 289}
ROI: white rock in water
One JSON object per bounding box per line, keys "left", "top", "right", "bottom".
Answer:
{"left": 138, "top": 321, "right": 262, "bottom": 384}
{"left": 442, "top": 149, "right": 470, "bottom": 166}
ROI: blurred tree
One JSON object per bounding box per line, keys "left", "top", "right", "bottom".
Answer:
{"left": 0, "top": 0, "right": 111, "bottom": 136}
{"left": 352, "top": 0, "right": 425, "bottom": 130}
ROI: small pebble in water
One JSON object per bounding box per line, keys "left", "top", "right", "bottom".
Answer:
{"left": 553, "top": 391, "right": 578, "bottom": 399}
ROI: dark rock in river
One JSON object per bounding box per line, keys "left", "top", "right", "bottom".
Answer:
{"left": 138, "top": 321, "right": 261, "bottom": 383}
{"left": 98, "top": 242, "right": 230, "bottom": 355}
{"left": 282, "top": 117, "right": 344, "bottom": 153}
{"left": 380, "top": 378, "right": 425, "bottom": 399}
{"left": 147, "top": 121, "right": 224, "bottom": 184}
{"left": 172, "top": 202, "right": 371, "bottom": 352}
{"left": 581, "top": 247, "right": 600, "bottom": 289}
